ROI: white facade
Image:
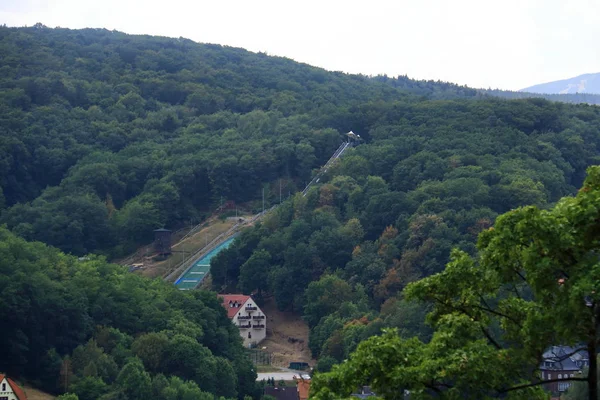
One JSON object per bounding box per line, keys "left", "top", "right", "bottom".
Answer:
{"left": 229, "top": 298, "right": 267, "bottom": 347}
{"left": 0, "top": 377, "right": 22, "bottom": 400}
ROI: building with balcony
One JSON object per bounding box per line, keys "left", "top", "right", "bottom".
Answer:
{"left": 219, "top": 294, "right": 267, "bottom": 347}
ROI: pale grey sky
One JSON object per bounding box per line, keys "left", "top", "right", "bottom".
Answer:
{"left": 1, "top": 0, "right": 599, "bottom": 91}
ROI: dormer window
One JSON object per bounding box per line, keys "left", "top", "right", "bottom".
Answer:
{"left": 2, "top": 383, "right": 5, "bottom": 391}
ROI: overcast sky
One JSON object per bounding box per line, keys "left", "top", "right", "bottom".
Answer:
{"left": 1, "top": 0, "right": 599, "bottom": 91}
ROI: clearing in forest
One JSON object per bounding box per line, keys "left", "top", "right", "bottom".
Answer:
{"left": 141, "top": 218, "right": 239, "bottom": 279}
{"left": 259, "top": 297, "right": 316, "bottom": 368}
{"left": 23, "top": 386, "right": 55, "bottom": 400}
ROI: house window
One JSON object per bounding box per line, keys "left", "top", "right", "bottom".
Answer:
{"left": 558, "top": 374, "right": 562, "bottom": 379}
{"left": 248, "top": 332, "right": 252, "bottom": 339}
{"left": 570, "top": 374, "right": 574, "bottom": 378}
{"left": 558, "top": 382, "right": 571, "bottom": 392}
{"left": 1, "top": 396, "right": 8, "bottom": 400}
{"left": 548, "top": 373, "right": 551, "bottom": 380}
{"left": 1, "top": 383, "right": 4, "bottom": 391}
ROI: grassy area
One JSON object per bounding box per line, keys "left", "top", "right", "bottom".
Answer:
{"left": 140, "top": 215, "right": 253, "bottom": 280}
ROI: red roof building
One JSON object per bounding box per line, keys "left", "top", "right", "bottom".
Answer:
{"left": 296, "top": 378, "right": 311, "bottom": 400}
{"left": 0, "top": 375, "right": 28, "bottom": 400}
{"left": 219, "top": 294, "right": 267, "bottom": 347}
{"left": 220, "top": 294, "right": 251, "bottom": 318}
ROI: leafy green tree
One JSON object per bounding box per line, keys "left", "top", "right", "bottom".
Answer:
{"left": 312, "top": 166, "right": 600, "bottom": 399}
{"left": 304, "top": 275, "right": 356, "bottom": 327}
{"left": 70, "top": 376, "right": 109, "bottom": 400}
{"left": 131, "top": 332, "right": 169, "bottom": 373}
{"left": 239, "top": 249, "right": 271, "bottom": 297}
{"left": 56, "top": 394, "right": 79, "bottom": 400}
{"left": 116, "top": 358, "right": 152, "bottom": 400}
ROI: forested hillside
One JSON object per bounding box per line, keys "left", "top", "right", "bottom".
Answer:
{"left": 0, "top": 24, "right": 424, "bottom": 256}
{"left": 4, "top": 26, "right": 598, "bottom": 259}
{"left": 211, "top": 96, "right": 600, "bottom": 369}
{"left": 0, "top": 227, "right": 256, "bottom": 399}
{"left": 4, "top": 24, "right": 600, "bottom": 397}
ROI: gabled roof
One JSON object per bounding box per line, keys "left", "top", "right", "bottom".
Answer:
{"left": 219, "top": 294, "right": 251, "bottom": 319}
{"left": 540, "top": 346, "right": 589, "bottom": 371}
{"left": 0, "top": 375, "right": 28, "bottom": 400}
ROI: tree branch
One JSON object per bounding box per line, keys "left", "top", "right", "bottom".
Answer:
{"left": 500, "top": 377, "right": 588, "bottom": 393}
{"left": 472, "top": 303, "right": 522, "bottom": 325}
{"left": 481, "top": 327, "right": 502, "bottom": 350}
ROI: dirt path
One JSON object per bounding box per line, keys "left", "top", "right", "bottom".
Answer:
{"left": 260, "top": 298, "right": 315, "bottom": 368}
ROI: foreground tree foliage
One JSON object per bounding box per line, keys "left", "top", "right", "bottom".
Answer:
{"left": 0, "top": 227, "right": 256, "bottom": 398}
{"left": 311, "top": 166, "right": 600, "bottom": 400}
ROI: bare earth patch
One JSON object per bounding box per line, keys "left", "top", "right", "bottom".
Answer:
{"left": 23, "top": 386, "right": 55, "bottom": 400}
{"left": 259, "top": 297, "right": 316, "bottom": 368}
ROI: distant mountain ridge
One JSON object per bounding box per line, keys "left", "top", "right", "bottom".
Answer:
{"left": 520, "top": 73, "right": 600, "bottom": 95}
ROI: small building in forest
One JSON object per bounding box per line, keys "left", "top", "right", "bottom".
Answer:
{"left": 539, "top": 345, "right": 588, "bottom": 394}
{"left": 219, "top": 294, "right": 267, "bottom": 347}
{"left": 0, "top": 375, "right": 28, "bottom": 400}
{"left": 153, "top": 228, "right": 172, "bottom": 255}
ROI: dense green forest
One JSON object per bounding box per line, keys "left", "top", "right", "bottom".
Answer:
{"left": 0, "top": 227, "right": 256, "bottom": 399}
{"left": 3, "top": 25, "right": 600, "bottom": 399}
{"left": 310, "top": 167, "right": 600, "bottom": 399}
{"left": 211, "top": 95, "right": 600, "bottom": 368}
{"left": 0, "top": 24, "right": 420, "bottom": 257}
{"left": 2, "top": 25, "right": 597, "bottom": 258}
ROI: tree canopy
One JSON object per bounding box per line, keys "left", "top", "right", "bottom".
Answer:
{"left": 0, "top": 227, "right": 256, "bottom": 399}
{"left": 310, "top": 166, "right": 600, "bottom": 400}
{"left": 2, "top": 26, "right": 599, "bottom": 259}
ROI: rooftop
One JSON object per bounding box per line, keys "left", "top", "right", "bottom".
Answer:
{"left": 541, "top": 345, "right": 589, "bottom": 371}
{"left": 264, "top": 386, "right": 299, "bottom": 400}
{"left": 219, "top": 294, "right": 251, "bottom": 319}
{"left": 0, "top": 375, "right": 28, "bottom": 400}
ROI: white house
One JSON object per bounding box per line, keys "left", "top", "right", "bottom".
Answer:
{"left": 219, "top": 294, "right": 267, "bottom": 347}
{"left": 0, "top": 375, "right": 27, "bottom": 400}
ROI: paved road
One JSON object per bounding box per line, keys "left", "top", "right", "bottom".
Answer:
{"left": 257, "top": 372, "right": 298, "bottom": 381}
{"left": 256, "top": 371, "right": 310, "bottom": 381}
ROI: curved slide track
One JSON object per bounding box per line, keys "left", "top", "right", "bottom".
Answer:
{"left": 169, "top": 136, "right": 355, "bottom": 290}
{"left": 174, "top": 235, "right": 237, "bottom": 290}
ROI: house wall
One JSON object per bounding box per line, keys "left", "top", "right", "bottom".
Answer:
{"left": 0, "top": 378, "right": 20, "bottom": 400}
{"left": 233, "top": 299, "right": 267, "bottom": 347}
{"left": 541, "top": 370, "right": 579, "bottom": 393}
